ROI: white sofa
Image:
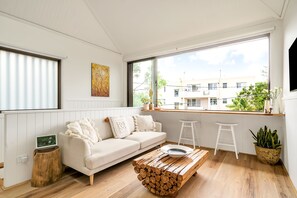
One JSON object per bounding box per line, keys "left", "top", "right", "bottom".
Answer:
{"left": 58, "top": 115, "right": 166, "bottom": 185}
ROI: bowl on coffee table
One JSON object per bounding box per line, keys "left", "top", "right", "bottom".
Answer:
{"left": 160, "top": 144, "right": 193, "bottom": 157}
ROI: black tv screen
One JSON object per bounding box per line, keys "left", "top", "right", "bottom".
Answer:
{"left": 289, "top": 37, "right": 297, "bottom": 92}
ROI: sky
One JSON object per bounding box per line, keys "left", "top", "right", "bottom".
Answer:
{"left": 157, "top": 37, "right": 269, "bottom": 82}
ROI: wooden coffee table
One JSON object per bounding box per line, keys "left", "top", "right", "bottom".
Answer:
{"left": 132, "top": 147, "right": 209, "bottom": 196}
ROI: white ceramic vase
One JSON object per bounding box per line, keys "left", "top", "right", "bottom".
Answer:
{"left": 272, "top": 97, "right": 282, "bottom": 114}
{"left": 143, "top": 104, "right": 149, "bottom": 111}
{"left": 264, "top": 100, "right": 271, "bottom": 114}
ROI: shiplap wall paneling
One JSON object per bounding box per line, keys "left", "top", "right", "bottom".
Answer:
{"left": 26, "top": 113, "right": 36, "bottom": 182}
{"left": 5, "top": 114, "right": 20, "bottom": 186}
{"left": 3, "top": 107, "right": 142, "bottom": 187}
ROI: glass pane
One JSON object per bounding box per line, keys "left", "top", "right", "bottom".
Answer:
{"left": 157, "top": 37, "right": 269, "bottom": 111}
{"left": 0, "top": 50, "right": 58, "bottom": 111}
{"left": 132, "top": 60, "right": 153, "bottom": 107}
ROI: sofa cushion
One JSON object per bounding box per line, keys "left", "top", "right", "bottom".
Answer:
{"left": 97, "top": 121, "right": 114, "bottom": 140}
{"left": 134, "top": 115, "right": 155, "bottom": 132}
{"left": 109, "top": 116, "right": 131, "bottom": 138}
{"left": 126, "top": 116, "right": 136, "bottom": 132}
{"left": 85, "top": 139, "right": 140, "bottom": 169}
{"left": 124, "top": 132, "right": 166, "bottom": 149}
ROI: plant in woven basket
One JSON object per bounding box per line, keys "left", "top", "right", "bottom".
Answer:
{"left": 249, "top": 126, "right": 281, "bottom": 165}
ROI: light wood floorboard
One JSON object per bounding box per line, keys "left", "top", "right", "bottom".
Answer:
{"left": 0, "top": 148, "right": 296, "bottom": 198}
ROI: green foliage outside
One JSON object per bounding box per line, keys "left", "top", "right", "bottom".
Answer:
{"left": 227, "top": 82, "right": 269, "bottom": 111}
{"left": 132, "top": 63, "right": 167, "bottom": 107}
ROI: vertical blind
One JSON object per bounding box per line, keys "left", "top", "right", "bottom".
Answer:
{"left": 0, "top": 49, "right": 58, "bottom": 111}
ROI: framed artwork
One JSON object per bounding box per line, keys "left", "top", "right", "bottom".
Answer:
{"left": 36, "top": 134, "right": 57, "bottom": 149}
{"left": 91, "top": 63, "right": 110, "bottom": 97}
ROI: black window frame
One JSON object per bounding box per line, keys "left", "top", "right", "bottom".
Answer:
{"left": 0, "top": 46, "right": 61, "bottom": 112}
{"left": 127, "top": 34, "right": 271, "bottom": 111}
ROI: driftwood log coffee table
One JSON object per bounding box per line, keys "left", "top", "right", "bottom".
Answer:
{"left": 132, "top": 147, "right": 209, "bottom": 196}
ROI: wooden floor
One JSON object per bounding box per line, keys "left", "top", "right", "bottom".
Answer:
{"left": 0, "top": 148, "right": 296, "bottom": 198}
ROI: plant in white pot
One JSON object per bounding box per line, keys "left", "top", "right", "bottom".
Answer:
{"left": 141, "top": 97, "right": 150, "bottom": 111}
{"left": 249, "top": 126, "right": 281, "bottom": 165}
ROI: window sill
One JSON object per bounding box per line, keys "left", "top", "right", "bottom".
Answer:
{"left": 143, "top": 109, "right": 285, "bottom": 117}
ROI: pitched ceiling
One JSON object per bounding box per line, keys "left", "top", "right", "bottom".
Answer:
{"left": 0, "top": 0, "right": 288, "bottom": 56}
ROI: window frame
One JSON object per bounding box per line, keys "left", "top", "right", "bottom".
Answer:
{"left": 223, "top": 83, "right": 228, "bottom": 88}
{"left": 208, "top": 83, "right": 218, "bottom": 90}
{"left": 210, "top": 98, "right": 218, "bottom": 105}
{"left": 223, "top": 98, "right": 228, "bottom": 104}
{"left": 174, "top": 89, "right": 179, "bottom": 97}
{"left": 0, "top": 46, "right": 61, "bottom": 111}
{"left": 236, "top": 82, "right": 247, "bottom": 89}
{"left": 127, "top": 34, "right": 270, "bottom": 111}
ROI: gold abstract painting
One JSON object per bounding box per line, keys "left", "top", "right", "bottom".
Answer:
{"left": 91, "top": 63, "right": 110, "bottom": 97}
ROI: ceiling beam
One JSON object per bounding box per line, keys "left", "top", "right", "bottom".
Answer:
{"left": 83, "top": 0, "right": 122, "bottom": 54}
{"left": 258, "top": 0, "right": 289, "bottom": 19}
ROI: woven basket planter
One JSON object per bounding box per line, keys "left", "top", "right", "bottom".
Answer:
{"left": 255, "top": 145, "right": 281, "bottom": 165}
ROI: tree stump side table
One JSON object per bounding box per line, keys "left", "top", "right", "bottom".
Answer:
{"left": 31, "top": 146, "right": 62, "bottom": 187}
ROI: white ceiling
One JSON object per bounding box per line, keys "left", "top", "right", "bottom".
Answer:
{"left": 0, "top": 0, "right": 288, "bottom": 56}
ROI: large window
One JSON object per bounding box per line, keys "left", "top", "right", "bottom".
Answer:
{"left": 128, "top": 59, "right": 154, "bottom": 107}
{"left": 0, "top": 47, "right": 60, "bottom": 111}
{"left": 128, "top": 35, "right": 269, "bottom": 112}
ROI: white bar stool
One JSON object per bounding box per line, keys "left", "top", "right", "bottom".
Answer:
{"left": 178, "top": 120, "right": 198, "bottom": 149}
{"left": 214, "top": 122, "right": 239, "bottom": 159}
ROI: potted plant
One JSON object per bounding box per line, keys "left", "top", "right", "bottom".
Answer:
{"left": 249, "top": 126, "right": 281, "bottom": 165}
{"left": 141, "top": 97, "right": 150, "bottom": 111}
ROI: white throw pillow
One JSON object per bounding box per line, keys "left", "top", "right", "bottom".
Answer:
{"left": 66, "top": 118, "right": 102, "bottom": 144}
{"left": 85, "top": 118, "right": 102, "bottom": 141}
{"left": 109, "top": 117, "right": 131, "bottom": 138}
{"left": 67, "top": 121, "right": 83, "bottom": 134}
{"left": 134, "top": 115, "right": 155, "bottom": 132}
{"left": 79, "top": 118, "right": 100, "bottom": 143}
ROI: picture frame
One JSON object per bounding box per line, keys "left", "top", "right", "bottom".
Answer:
{"left": 91, "top": 63, "right": 110, "bottom": 97}
{"left": 36, "top": 134, "right": 57, "bottom": 149}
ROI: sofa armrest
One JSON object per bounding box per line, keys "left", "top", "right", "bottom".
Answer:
{"left": 58, "top": 132, "right": 92, "bottom": 171}
{"left": 154, "top": 122, "right": 162, "bottom": 132}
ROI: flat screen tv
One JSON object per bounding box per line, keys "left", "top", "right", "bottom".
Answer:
{"left": 289, "top": 37, "right": 297, "bottom": 92}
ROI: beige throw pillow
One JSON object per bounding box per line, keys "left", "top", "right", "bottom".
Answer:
{"left": 109, "top": 117, "right": 131, "bottom": 138}
{"left": 134, "top": 115, "right": 155, "bottom": 132}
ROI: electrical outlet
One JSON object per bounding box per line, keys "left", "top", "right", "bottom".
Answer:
{"left": 16, "top": 154, "right": 29, "bottom": 164}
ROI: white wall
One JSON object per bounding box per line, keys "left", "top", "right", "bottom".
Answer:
{"left": 0, "top": 114, "right": 4, "bottom": 179}
{"left": 0, "top": 13, "right": 128, "bottom": 188}
{"left": 0, "top": 14, "right": 124, "bottom": 109}
{"left": 283, "top": 0, "right": 297, "bottom": 189}
{"left": 144, "top": 111, "right": 284, "bottom": 155}
{"left": 2, "top": 107, "right": 141, "bottom": 188}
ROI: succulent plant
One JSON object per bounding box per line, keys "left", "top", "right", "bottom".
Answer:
{"left": 249, "top": 126, "right": 281, "bottom": 149}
